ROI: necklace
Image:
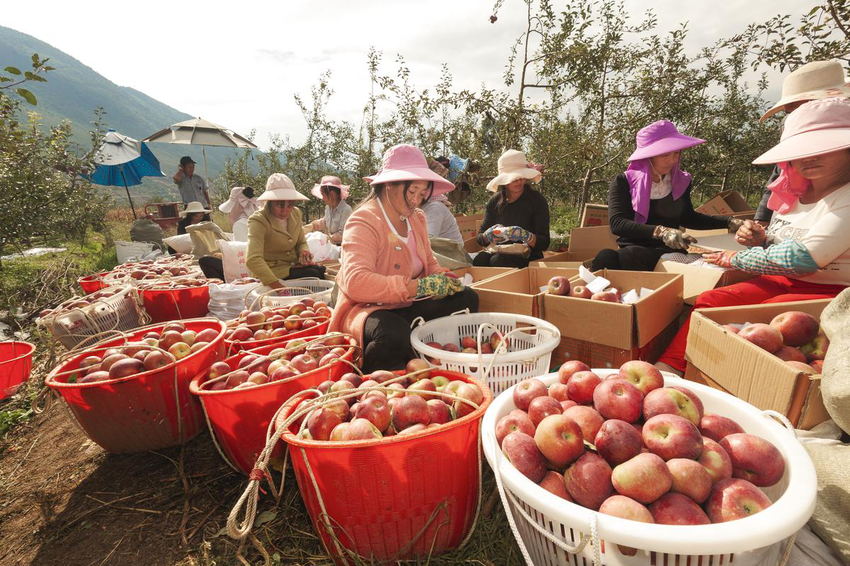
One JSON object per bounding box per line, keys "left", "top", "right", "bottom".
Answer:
{"left": 385, "top": 192, "right": 408, "bottom": 222}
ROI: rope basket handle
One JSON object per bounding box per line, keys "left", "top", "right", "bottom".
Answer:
{"left": 245, "top": 285, "right": 319, "bottom": 311}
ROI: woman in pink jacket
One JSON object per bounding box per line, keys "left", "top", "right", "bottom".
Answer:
{"left": 330, "top": 144, "right": 479, "bottom": 372}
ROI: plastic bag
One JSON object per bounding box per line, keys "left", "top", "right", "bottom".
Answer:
{"left": 219, "top": 240, "right": 251, "bottom": 283}
{"left": 306, "top": 231, "right": 340, "bottom": 262}
{"left": 163, "top": 234, "right": 194, "bottom": 254}
{"left": 232, "top": 218, "right": 249, "bottom": 242}
{"left": 208, "top": 281, "right": 260, "bottom": 320}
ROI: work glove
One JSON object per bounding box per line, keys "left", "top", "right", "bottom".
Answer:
{"left": 702, "top": 250, "right": 737, "bottom": 268}
{"left": 482, "top": 224, "right": 507, "bottom": 244}
{"left": 727, "top": 218, "right": 745, "bottom": 232}
{"left": 416, "top": 273, "right": 464, "bottom": 300}
{"left": 500, "top": 226, "right": 533, "bottom": 244}
{"left": 654, "top": 226, "right": 697, "bottom": 251}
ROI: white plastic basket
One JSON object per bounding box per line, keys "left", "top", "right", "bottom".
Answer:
{"left": 39, "top": 285, "right": 146, "bottom": 350}
{"left": 245, "top": 278, "right": 334, "bottom": 310}
{"left": 409, "top": 312, "right": 560, "bottom": 395}
{"left": 482, "top": 370, "right": 817, "bottom": 566}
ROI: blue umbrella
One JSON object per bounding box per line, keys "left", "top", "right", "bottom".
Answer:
{"left": 91, "top": 131, "right": 164, "bottom": 218}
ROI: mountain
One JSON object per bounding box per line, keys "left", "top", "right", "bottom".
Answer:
{"left": 0, "top": 25, "right": 254, "bottom": 205}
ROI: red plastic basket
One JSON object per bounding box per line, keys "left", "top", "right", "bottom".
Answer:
{"left": 45, "top": 319, "right": 226, "bottom": 453}
{"left": 0, "top": 341, "right": 35, "bottom": 400}
{"left": 190, "top": 335, "right": 358, "bottom": 475}
{"left": 277, "top": 370, "right": 492, "bottom": 563}
{"left": 139, "top": 284, "right": 210, "bottom": 323}
{"left": 78, "top": 273, "right": 108, "bottom": 295}
{"left": 223, "top": 319, "right": 330, "bottom": 356}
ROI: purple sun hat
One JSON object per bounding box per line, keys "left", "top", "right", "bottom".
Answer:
{"left": 627, "top": 120, "right": 705, "bottom": 161}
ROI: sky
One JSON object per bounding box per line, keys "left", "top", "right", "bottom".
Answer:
{"left": 3, "top": 0, "right": 811, "bottom": 151}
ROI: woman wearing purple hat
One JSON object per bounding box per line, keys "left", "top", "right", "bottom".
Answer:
{"left": 592, "top": 120, "right": 741, "bottom": 272}
{"left": 330, "top": 144, "right": 479, "bottom": 373}
{"left": 657, "top": 97, "right": 850, "bottom": 375}
{"left": 306, "top": 175, "right": 352, "bottom": 244}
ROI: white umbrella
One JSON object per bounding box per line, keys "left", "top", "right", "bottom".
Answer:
{"left": 143, "top": 117, "right": 258, "bottom": 180}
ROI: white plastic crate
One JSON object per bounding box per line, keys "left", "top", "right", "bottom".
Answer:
{"left": 245, "top": 278, "right": 334, "bottom": 310}
{"left": 482, "top": 370, "right": 817, "bottom": 566}
{"left": 409, "top": 312, "right": 560, "bottom": 395}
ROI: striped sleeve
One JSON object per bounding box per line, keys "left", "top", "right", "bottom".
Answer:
{"left": 730, "top": 239, "right": 820, "bottom": 277}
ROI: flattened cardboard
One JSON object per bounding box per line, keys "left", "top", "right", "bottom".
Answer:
{"left": 568, "top": 226, "right": 618, "bottom": 254}
{"left": 530, "top": 251, "right": 596, "bottom": 268}
{"left": 687, "top": 233, "right": 747, "bottom": 252}
{"left": 696, "top": 190, "right": 753, "bottom": 216}
{"left": 580, "top": 203, "right": 609, "bottom": 227}
{"left": 542, "top": 269, "right": 683, "bottom": 350}
{"left": 684, "top": 299, "right": 831, "bottom": 429}
{"left": 654, "top": 261, "right": 757, "bottom": 305}
{"left": 472, "top": 267, "right": 579, "bottom": 317}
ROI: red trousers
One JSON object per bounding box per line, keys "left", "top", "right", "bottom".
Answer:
{"left": 658, "top": 275, "right": 846, "bottom": 372}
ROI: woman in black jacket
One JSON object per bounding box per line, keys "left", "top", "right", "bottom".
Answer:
{"left": 474, "top": 150, "right": 550, "bottom": 268}
{"left": 593, "top": 120, "right": 741, "bottom": 271}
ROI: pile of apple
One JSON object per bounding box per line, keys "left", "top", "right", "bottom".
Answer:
{"left": 68, "top": 321, "right": 220, "bottom": 384}
{"left": 293, "top": 359, "right": 485, "bottom": 441}
{"left": 423, "top": 331, "right": 508, "bottom": 356}
{"left": 105, "top": 255, "right": 199, "bottom": 282}
{"left": 546, "top": 276, "right": 635, "bottom": 303}
{"left": 724, "top": 310, "right": 828, "bottom": 374}
{"left": 224, "top": 298, "right": 332, "bottom": 343}
{"left": 497, "top": 360, "right": 786, "bottom": 534}
{"left": 38, "top": 286, "right": 124, "bottom": 320}
{"left": 202, "top": 333, "right": 355, "bottom": 391}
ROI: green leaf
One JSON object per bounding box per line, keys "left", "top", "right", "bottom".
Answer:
{"left": 254, "top": 510, "right": 277, "bottom": 527}
{"left": 16, "top": 88, "right": 37, "bottom": 105}
{"left": 4, "top": 66, "right": 21, "bottom": 75}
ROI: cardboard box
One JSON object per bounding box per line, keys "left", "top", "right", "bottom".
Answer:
{"left": 684, "top": 299, "right": 831, "bottom": 429}
{"left": 472, "top": 267, "right": 580, "bottom": 317}
{"left": 568, "top": 226, "right": 618, "bottom": 256}
{"left": 580, "top": 203, "right": 609, "bottom": 227}
{"left": 464, "top": 236, "right": 483, "bottom": 254}
{"left": 654, "top": 261, "right": 756, "bottom": 305}
{"left": 454, "top": 214, "right": 484, "bottom": 240}
{"left": 554, "top": 320, "right": 680, "bottom": 370}
{"left": 530, "top": 251, "right": 596, "bottom": 269}
{"left": 696, "top": 190, "right": 754, "bottom": 216}
{"left": 452, "top": 266, "right": 514, "bottom": 286}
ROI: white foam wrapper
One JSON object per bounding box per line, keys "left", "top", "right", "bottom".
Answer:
{"left": 621, "top": 289, "right": 640, "bottom": 304}
{"left": 578, "top": 265, "right": 595, "bottom": 283}
{"left": 463, "top": 274, "right": 474, "bottom": 286}
{"left": 579, "top": 265, "right": 610, "bottom": 293}
{"left": 539, "top": 285, "right": 549, "bottom": 293}
{"left": 639, "top": 287, "right": 654, "bottom": 299}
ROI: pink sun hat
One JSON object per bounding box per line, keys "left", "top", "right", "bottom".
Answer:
{"left": 753, "top": 97, "right": 850, "bottom": 164}
{"left": 364, "top": 144, "right": 456, "bottom": 196}
{"left": 627, "top": 120, "right": 705, "bottom": 161}
{"left": 310, "top": 175, "right": 350, "bottom": 200}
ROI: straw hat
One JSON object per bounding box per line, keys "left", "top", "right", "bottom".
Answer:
{"left": 179, "top": 201, "right": 211, "bottom": 217}
{"left": 627, "top": 120, "right": 705, "bottom": 162}
{"left": 753, "top": 97, "right": 850, "bottom": 164}
{"left": 486, "top": 150, "right": 542, "bottom": 192}
{"left": 760, "top": 60, "right": 850, "bottom": 122}
{"left": 365, "top": 144, "right": 456, "bottom": 196}
{"left": 258, "top": 173, "right": 309, "bottom": 201}
{"left": 310, "top": 175, "right": 350, "bottom": 200}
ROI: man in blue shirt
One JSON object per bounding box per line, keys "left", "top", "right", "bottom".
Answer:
{"left": 173, "top": 156, "right": 210, "bottom": 207}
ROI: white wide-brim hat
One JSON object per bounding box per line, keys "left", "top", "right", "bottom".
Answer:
{"left": 179, "top": 201, "right": 211, "bottom": 217}
{"left": 753, "top": 97, "right": 850, "bottom": 164}
{"left": 486, "top": 149, "right": 542, "bottom": 192}
{"left": 258, "top": 173, "right": 309, "bottom": 202}
{"left": 760, "top": 60, "right": 850, "bottom": 122}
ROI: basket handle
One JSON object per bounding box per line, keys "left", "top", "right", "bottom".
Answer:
{"left": 487, "top": 432, "right": 601, "bottom": 566}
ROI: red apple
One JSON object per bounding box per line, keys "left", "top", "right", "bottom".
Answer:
{"left": 566, "top": 371, "right": 601, "bottom": 405}
{"left": 405, "top": 358, "right": 431, "bottom": 380}
{"left": 668, "top": 385, "right": 704, "bottom": 420}
{"left": 562, "top": 405, "right": 603, "bottom": 443}
{"left": 547, "top": 276, "right": 570, "bottom": 296}
{"left": 595, "top": 419, "right": 642, "bottom": 467}
{"left": 158, "top": 330, "right": 184, "bottom": 352}
{"left": 225, "top": 370, "right": 249, "bottom": 389}
{"left": 370, "top": 370, "right": 396, "bottom": 383}
{"left": 699, "top": 413, "right": 745, "bottom": 442}
{"left": 408, "top": 378, "right": 438, "bottom": 401}
{"left": 306, "top": 407, "right": 342, "bottom": 441}
{"left": 534, "top": 414, "right": 584, "bottom": 469}
{"left": 352, "top": 396, "right": 391, "bottom": 432}
{"left": 642, "top": 414, "right": 703, "bottom": 461}
{"left": 339, "top": 372, "right": 363, "bottom": 387}
{"left": 460, "top": 336, "right": 478, "bottom": 350}
{"left": 592, "top": 378, "right": 643, "bottom": 423}
{"left": 538, "top": 470, "right": 572, "bottom": 501}
{"left": 79, "top": 355, "right": 102, "bottom": 372}
{"left": 426, "top": 400, "right": 453, "bottom": 424}
{"left": 392, "top": 395, "right": 431, "bottom": 430}
{"left": 599, "top": 495, "right": 654, "bottom": 555}
{"left": 108, "top": 357, "right": 145, "bottom": 379}
{"left": 774, "top": 345, "right": 808, "bottom": 364}
{"left": 569, "top": 285, "right": 592, "bottom": 299}
{"left": 591, "top": 290, "right": 620, "bottom": 303}
{"left": 719, "top": 433, "right": 785, "bottom": 487}
{"left": 810, "top": 360, "right": 824, "bottom": 373}
{"left": 329, "top": 422, "right": 349, "bottom": 441}
{"left": 611, "top": 452, "right": 672, "bottom": 504}
{"left": 557, "top": 360, "right": 591, "bottom": 384}
{"left": 79, "top": 370, "right": 111, "bottom": 383}
{"left": 770, "top": 310, "right": 820, "bottom": 347}
{"left": 698, "top": 437, "right": 733, "bottom": 484}
{"left": 722, "top": 324, "right": 740, "bottom": 334}
{"left": 705, "top": 478, "right": 772, "bottom": 523}
{"left": 643, "top": 387, "right": 701, "bottom": 426}
{"left": 442, "top": 343, "right": 460, "bottom": 353}
{"left": 560, "top": 399, "right": 578, "bottom": 412}
{"left": 324, "top": 398, "right": 350, "bottom": 422}
{"left": 786, "top": 360, "right": 817, "bottom": 373}
{"left": 230, "top": 325, "right": 252, "bottom": 342}
{"left": 667, "top": 458, "right": 712, "bottom": 503}
{"left": 527, "top": 396, "right": 564, "bottom": 427}
{"left": 453, "top": 382, "right": 484, "bottom": 418}
{"left": 738, "top": 323, "right": 783, "bottom": 353}
{"left": 290, "top": 354, "right": 318, "bottom": 374}
{"left": 618, "top": 360, "right": 664, "bottom": 396}
{"left": 801, "top": 330, "right": 829, "bottom": 361}
{"left": 144, "top": 350, "right": 175, "bottom": 371}
{"left": 100, "top": 353, "right": 128, "bottom": 372}
{"left": 547, "top": 382, "right": 570, "bottom": 402}
{"left": 496, "top": 410, "right": 536, "bottom": 447}
{"left": 168, "top": 342, "right": 191, "bottom": 360}
{"left": 502, "top": 431, "right": 547, "bottom": 483}
{"left": 564, "top": 453, "right": 613, "bottom": 510}
{"left": 345, "top": 418, "right": 383, "bottom": 440}
{"left": 513, "top": 378, "right": 547, "bottom": 412}
{"left": 649, "top": 493, "right": 710, "bottom": 525}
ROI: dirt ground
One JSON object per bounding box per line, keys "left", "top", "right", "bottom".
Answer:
{"left": 0, "top": 396, "right": 516, "bottom": 566}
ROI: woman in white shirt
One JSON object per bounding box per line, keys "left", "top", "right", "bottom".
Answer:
{"left": 421, "top": 191, "right": 464, "bottom": 245}
{"left": 306, "top": 176, "right": 352, "bottom": 244}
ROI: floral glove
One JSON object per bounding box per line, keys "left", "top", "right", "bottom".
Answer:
{"left": 482, "top": 224, "right": 506, "bottom": 244}
{"left": 654, "top": 226, "right": 698, "bottom": 251}
{"left": 416, "top": 274, "right": 464, "bottom": 299}
{"left": 501, "top": 226, "right": 533, "bottom": 244}
{"left": 702, "top": 250, "right": 737, "bottom": 268}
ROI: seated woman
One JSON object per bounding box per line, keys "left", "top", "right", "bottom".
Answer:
{"left": 593, "top": 120, "right": 739, "bottom": 272}
{"left": 475, "top": 150, "right": 550, "bottom": 268}
{"left": 244, "top": 173, "right": 326, "bottom": 287}
{"left": 306, "top": 176, "right": 352, "bottom": 244}
{"left": 421, "top": 159, "right": 464, "bottom": 244}
{"left": 218, "top": 186, "right": 258, "bottom": 224}
{"left": 657, "top": 97, "right": 850, "bottom": 375}
{"left": 330, "top": 144, "right": 479, "bottom": 373}
{"left": 177, "top": 201, "right": 212, "bottom": 235}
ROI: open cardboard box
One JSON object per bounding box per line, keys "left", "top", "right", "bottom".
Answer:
{"left": 654, "top": 261, "right": 756, "bottom": 305}
{"left": 452, "top": 266, "right": 515, "bottom": 286}
{"left": 568, "top": 225, "right": 618, "bottom": 256}
{"left": 463, "top": 235, "right": 483, "bottom": 254}
{"left": 696, "top": 190, "right": 754, "bottom": 216}
{"left": 454, "top": 214, "right": 484, "bottom": 240}
{"left": 684, "top": 299, "right": 831, "bottom": 429}
{"left": 580, "top": 203, "right": 609, "bottom": 227}
{"left": 530, "top": 250, "right": 596, "bottom": 269}
{"left": 472, "top": 267, "right": 579, "bottom": 317}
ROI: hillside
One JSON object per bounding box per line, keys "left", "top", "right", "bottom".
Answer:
{"left": 0, "top": 25, "right": 254, "bottom": 205}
